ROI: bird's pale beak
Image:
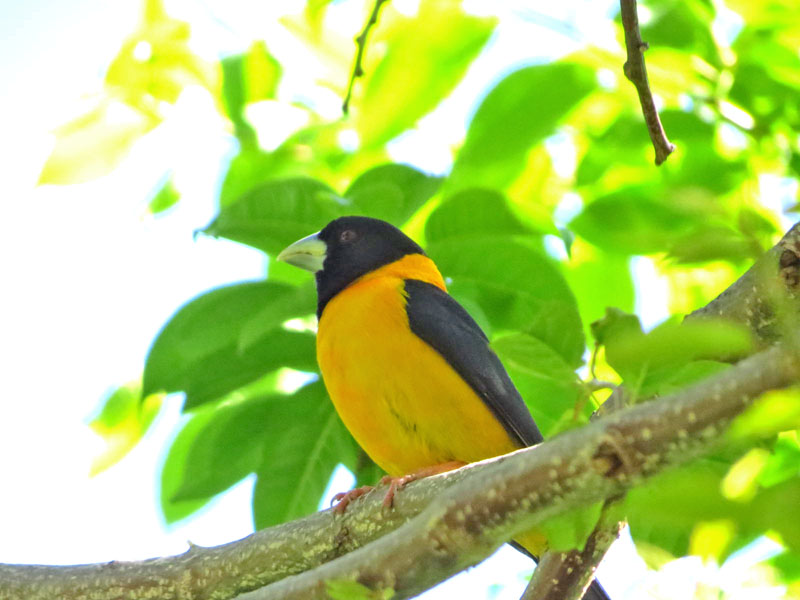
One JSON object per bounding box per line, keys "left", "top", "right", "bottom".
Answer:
{"left": 277, "top": 232, "right": 327, "bottom": 272}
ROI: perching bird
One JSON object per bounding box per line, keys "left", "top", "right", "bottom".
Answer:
{"left": 278, "top": 215, "right": 609, "bottom": 600}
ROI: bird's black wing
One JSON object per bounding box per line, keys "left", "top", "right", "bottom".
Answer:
{"left": 403, "top": 279, "right": 543, "bottom": 447}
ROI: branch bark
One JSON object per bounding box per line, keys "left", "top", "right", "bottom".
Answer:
{"left": 521, "top": 502, "right": 623, "bottom": 600}
{"left": 686, "top": 222, "right": 800, "bottom": 345}
{"left": 619, "top": 0, "right": 676, "bottom": 165}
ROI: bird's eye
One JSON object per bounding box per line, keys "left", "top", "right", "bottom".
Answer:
{"left": 339, "top": 229, "right": 357, "bottom": 243}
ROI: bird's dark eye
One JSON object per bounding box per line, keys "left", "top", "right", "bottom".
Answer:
{"left": 339, "top": 229, "right": 357, "bottom": 243}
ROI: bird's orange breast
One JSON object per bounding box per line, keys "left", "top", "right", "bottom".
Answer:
{"left": 316, "top": 254, "right": 520, "bottom": 476}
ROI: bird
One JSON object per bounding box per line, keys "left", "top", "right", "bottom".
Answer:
{"left": 278, "top": 215, "right": 610, "bottom": 600}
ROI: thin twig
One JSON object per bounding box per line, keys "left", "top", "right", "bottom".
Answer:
{"left": 619, "top": 0, "right": 676, "bottom": 165}
{"left": 342, "top": 0, "right": 390, "bottom": 114}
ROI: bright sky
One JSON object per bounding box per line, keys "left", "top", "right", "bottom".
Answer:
{"left": 0, "top": 1, "right": 788, "bottom": 599}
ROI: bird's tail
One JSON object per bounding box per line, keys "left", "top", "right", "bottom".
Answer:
{"left": 583, "top": 578, "right": 611, "bottom": 600}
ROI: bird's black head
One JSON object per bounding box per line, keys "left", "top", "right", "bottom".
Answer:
{"left": 278, "top": 216, "right": 425, "bottom": 317}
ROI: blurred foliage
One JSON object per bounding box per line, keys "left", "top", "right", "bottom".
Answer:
{"left": 49, "top": 0, "right": 800, "bottom": 593}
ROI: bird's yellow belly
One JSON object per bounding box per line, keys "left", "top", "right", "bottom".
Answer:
{"left": 316, "top": 274, "right": 520, "bottom": 476}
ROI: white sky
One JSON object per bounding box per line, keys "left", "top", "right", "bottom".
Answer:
{"left": 0, "top": 1, "right": 787, "bottom": 599}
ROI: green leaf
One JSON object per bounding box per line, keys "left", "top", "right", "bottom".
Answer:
{"left": 205, "top": 177, "right": 343, "bottom": 255}
{"left": 759, "top": 436, "right": 800, "bottom": 488}
{"left": 728, "top": 387, "right": 800, "bottom": 442}
{"left": 244, "top": 40, "right": 282, "bottom": 103}
{"left": 238, "top": 281, "right": 317, "bottom": 350}
{"left": 770, "top": 551, "right": 800, "bottom": 583}
{"left": 445, "top": 63, "right": 596, "bottom": 195}
{"left": 590, "top": 308, "right": 642, "bottom": 347}
{"left": 38, "top": 99, "right": 157, "bottom": 185}
{"left": 641, "top": 0, "right": 720, "bottom": 66}
{"left": 429, "top": 238, "right": 584, "bottom": 366}
{"left": 491, "top": 333, "right": 585, "bottom": 437}
{"left": 218, "top": 148, "right": 278, "bottom": 207}
{"left": 538, "top": 502, "right": 603, "bottom": 552}
{"left": 425, "top": 189, "right": 538, "bottom": 243}
{"left": 639, "top": 360, "right": 730, "bottom": 398}
{"left": 627, "top": 458, "right": 800, "bottom": 559}
{"left": 143, "top": 281, "right": 318, "bottom": 409}
{"left": 89, "top": 382, "right": 163, "bottom": 475}
{"left": 170, "top": 395, "right": 278, "bottom": 501}
{"left": 221, "top": 54, "right": 258, "bottom": 146}
{"left": 356, "top": 4, "right": 495, "bottom": 148}
{"left": 148, "top": 177, "right": 180, "bottom": 214}
{"left": 252, "top": 383, "right": 357, "bottom": 528}
{"left": 568, "top": 188, "right": 700, "bottom": 255}
{"left": 668, "top": 226, "right": 758, "bottom": 263}
{"left": 159, "top": 406, "right": 218, "bottom": 524}
{"left": 344, "top": 163, "right": 442, "bottom": 225}
{"left": 603, "top": 318, "right": 752, "bottom": 390}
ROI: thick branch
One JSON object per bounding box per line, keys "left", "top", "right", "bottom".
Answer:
{"left": 686, "top": 222, "right": 800, "bottom": 344}
{"left": 234, "top": 344, "right": 799, "bottom": 600}
{"left": 341, "top": 0, "right": 389, "bottom": 114}
{"left": 619, "top": 0, "right": 676, "bottom": 165}
{"left": 2, "top": 342, "right": 797, "bottom": 600}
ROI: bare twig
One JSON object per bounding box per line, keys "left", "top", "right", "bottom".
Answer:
{"left": 342, "top": 0, "right": 390, "bottom": 114}
{"left": 619, "top": 0, "right": 676, "bottom": 165}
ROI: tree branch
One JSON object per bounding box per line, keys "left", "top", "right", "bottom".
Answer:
{"left": 686, "top": 222, "right": 800, "bottom": 345}
{"left": 619, "top": 0, "right": 676, "bottom": 165}
{"left": 521, "top": 501, "right": 623, "bottom": 600}
{"left": 341, "top": 0, "right": 390, "bottom": 114}
{"left": 235, "top": 344, "right": 798, "bottom": 600}
{"left": 3, "top": 343, "right": 797, "bottom": 600}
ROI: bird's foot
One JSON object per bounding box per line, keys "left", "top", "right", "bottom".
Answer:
{"left": 331, "top": 485, "right": 374, "bottom": 514}
{"left": 379, "top": 460, "right": 466, "bottom": 508}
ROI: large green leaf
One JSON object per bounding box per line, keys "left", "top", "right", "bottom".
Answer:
{"left": 627, "top": 458, "right": 800, "bottom": 560}
{"left": 343, "top": 163, "right": 442, "bottom": 225}
{"left": 425, "top": 188, "right": 538, "bottom": 243}
{"left": 356, "top": 4, "right": 495, "bottom": 148}
{"left": 568, "top": 188, "right": 701, "bottom": 254}
{"left": 640, "top": 0, "right": 720, "bottom": 67}
{"left": 238, "top": 281, "right": 317, "bottom": 350}
{"left": 491, "top": 333, "right": 586, "bottom": 437}
{"left": 205, "top": 177, "right": 343, "bottom": 255}
{"left": 444, "top": 62, "right": 596, "bottom": 195}
{"left": 428, "top": 238, "right": 584, "bottom": 366}
{"left": 600, "top": 317, "right": 752, "bottom": 396}
{"left": 170, "top": 395, "right": 278, "bottom": 501}
{"left": 143, "top": 281, "right": 317, "bottom": 409}
{"left": 160, "top": 407, "right": 218, "bottom": 524}
{"left": 252, "top": 382, "right": 357, "bottom": 528}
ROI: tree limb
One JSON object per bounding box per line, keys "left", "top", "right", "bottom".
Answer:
{"left": 619, "top": 0, "right": 676, "bottom": 165}
{"left": 686, "top": 222, "right": 800, "bottom": 345}
{"left": 521, "top": 501, "right": 623, "bottom": 600}
{"left": 342, "top": 0, "right": 390, "bottom": 114}
{"left": 235, "top": 344, "right": 799, "bottom": 600}
{"left": 2, "top": 343, "right": 797, "bottom": 600}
